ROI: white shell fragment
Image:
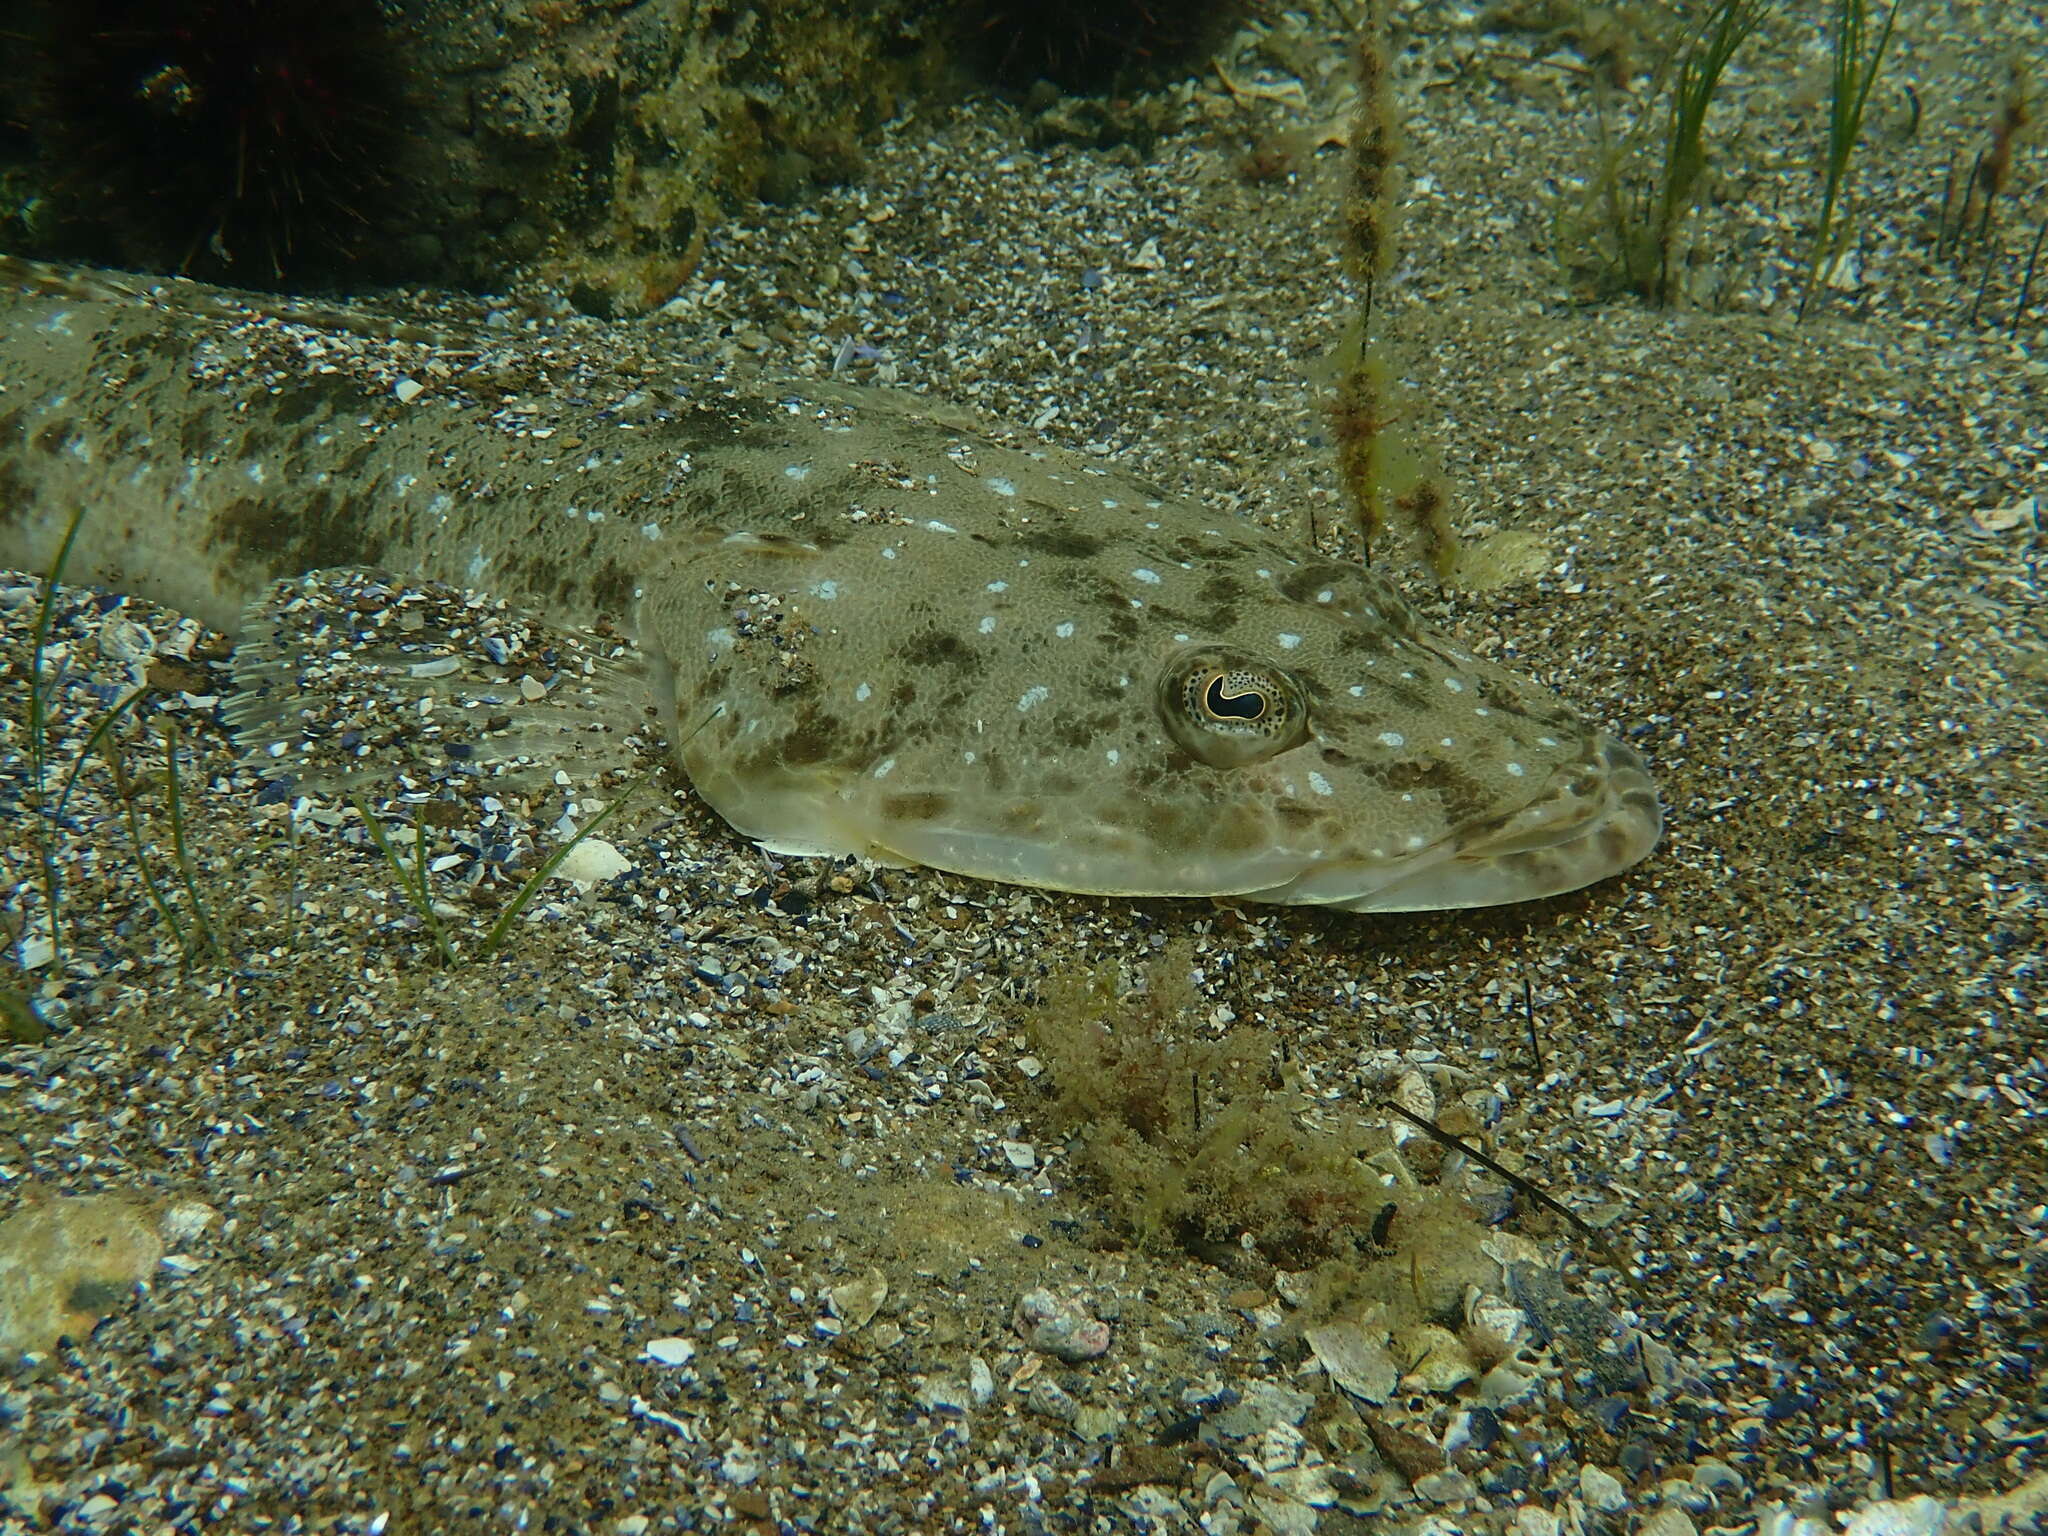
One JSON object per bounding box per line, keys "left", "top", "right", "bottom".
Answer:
{"left": 1460, "top": 1286, "right": 1529, "bottom": 1367}
{"left": 641, "top": 1337, "right": 696, "bottom": 1367}
{"left": 551, "top": 836, "right": 632, "bottom": 889}
{"left": 1305, "top": 1319, "right": 1399, "bottom": 1404}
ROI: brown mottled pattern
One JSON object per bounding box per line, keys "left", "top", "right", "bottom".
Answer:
{"left": 0, "top": 256, "right": 1660, "bottom": 911}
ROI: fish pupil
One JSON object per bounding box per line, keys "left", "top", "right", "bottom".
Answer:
{"left": 1204, "top": 674, "right": 1267, "bottom": 722}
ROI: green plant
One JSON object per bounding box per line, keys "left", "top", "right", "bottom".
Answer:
{"left": 99, "top": 722, "right": 225, "bottom": 972}
{"left": 23, "top": 506, "right": 227, "bottom": 976}
{"left": 22, "top": 507, "right": 85, "bottom": 973}
{"left": 1800, "top": 0, "right": 1902, "bottom": 318}
{"left": 1565, "top": 0, "right": 1772, "bottom": 305}
{"left": 1650, "top": 0, "right": 1771, "bottom": 302}
{"left": 158, "top": 720, "right": 224, "bottom": 959}
{"left": 355, "top": 770, "right": 651, "bottom": 967}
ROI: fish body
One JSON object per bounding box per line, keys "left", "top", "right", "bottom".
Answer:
{"left": 0, "top": 258, "right": 1659, "bottom": 911}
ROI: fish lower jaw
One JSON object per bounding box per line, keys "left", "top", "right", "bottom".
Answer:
{"left": 1262, "top": 733, "right": 1663, "bottom": 913}
{"left": 691, "top": 736, "right": 1661, "bottom": 915}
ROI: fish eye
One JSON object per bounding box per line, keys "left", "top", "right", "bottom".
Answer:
{"left": 1159, "top": 646, "right": 1312, "bottom": 768}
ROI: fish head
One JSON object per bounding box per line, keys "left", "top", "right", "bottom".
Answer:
{"left": 647, "top": 515, "right": 1659, "bottom": 913}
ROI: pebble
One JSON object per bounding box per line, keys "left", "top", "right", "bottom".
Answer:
{"left": 1640, "top": 1512, "right": 1699, "bottom": 1536}
{"left": 718, "top": 1443, "right": 760, "bottom": 1486}
{"left": 1394, "top": 1322, "right": 1477, "bottom": 1392}
{"left": 1027, "top": 1378, "right": 1079, "bottom": 1424}
{"left": 1073, "top": 1403, "right": 1122, "bottom": 1439}
{"left": 1579, "top": 1465, "right": 1628, "bottom": 1512}
{"left": 914, "top": 1377, "right": 971, "bottom": 1416}
{"left": 1415, "top": 1469, "right": 1478, "bottom": 1506}
{"left": 1013, "top": 1288, "right": 1111, "bottom": 1362}
{"left": 1210, "top": 1381, "right": 1314, "bottom": 1438}
{"left": 1306, "top": 1318, "right": 1399, "bottom": 1403}
{"left": 1248, "top": 1494, "right": 1314, "bottom": 1536}
{"left": 827, "top": 1267, "right": 888, "bottom": 1331}
{"left": 1692, "top": 1459, "right": 1745, "bottom": 1500}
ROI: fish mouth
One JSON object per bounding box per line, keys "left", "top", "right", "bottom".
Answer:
{"left": 1248, "top": 733, "right": 1663, "bottom": 913}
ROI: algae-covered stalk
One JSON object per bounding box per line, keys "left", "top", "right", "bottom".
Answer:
{"left": 1329, "top": 0, "right": 1460, "bottom": 579}
{"left": 1800, "top": 0, "right": 1903, "bottom": 319}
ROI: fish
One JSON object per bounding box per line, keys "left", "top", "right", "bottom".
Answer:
{"left": 0, "top": 256, "right": 1660, "bottom": 912}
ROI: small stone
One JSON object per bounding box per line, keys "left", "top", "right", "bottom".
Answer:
{"left": 1639, "top": 1510, "right": 1698, "bottom": 1536}
{"left": 1973, "top": 494, "right": 2038, "bottom": 533}
{"left": 1838, "top": 1497, "right": 1949, "bottom": 1536}
{"left": 1579, "top": 1465, "right": 1628, "bottom": 1512}
{"left": 160, "top": 1202, "right": 218, "bottom": 1245}
{"left": 1477, "top": 1359, "right": 1540, "bottom": 1405}
{"left": 392, "top": 376, "right": 425, "bottom": 403}
{"left": 719, "top": 1443, "right": 760, "bottom": 1485}
{"left": 1210, "top": 1381, "right": 1315, "bottom": 1438}
{"left": 914, "top": 1377, "right": 970, "bottom": 1416}
{"left": 968, "top": 1356, "right": 995, "bottom": 1407}
{"left": 1001, "top": 1140, "right": 1036, "bottom": 1169}
{"left": 1414, "top": 1469, "right": 1477, "bottom": 1506}
{"left": 1014, "top": 1288, "right": 1111, "bottom": 1362}
{"left": 1510, "top": 1507, "right": 1561, "bottom": 1536}
{"left": 1691, "top": 1459, "right": 1745, "bottom": 1498}
{"left": 1306, "top": 1319, "right": 1399, "bottom": 1404}
{"left": 1248, "top": 1492, "right": 1317, "bottom": 1536}
{"left": 1027, "top": 1378, "right": 1079, "bottom": 1423}
{"left": 1394, "top": 1323, "right": 1476, "bottom": 1392}
{"left": 1263, "top": 1463, "right": 1337, "bottom": 1507}
{"left": 1461, "top": 1288, "right": 1529, "bottom": 1366}
{"left": 1123, "top": 1486, "right": 1185, "bottom": 1520}
{"left": 828, "top": 1267, "right": 888, "bottom": 1331}
{"left": 1363, "top": 1412, "right": 1445, "bottom": 1482}
{"left": 1074, "top": 1404, "right": 1123, "bottom": 1439}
